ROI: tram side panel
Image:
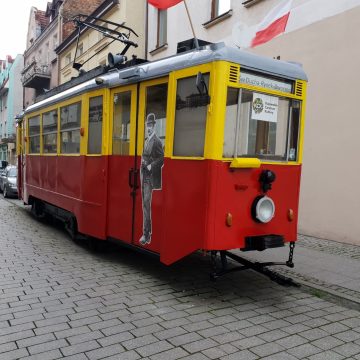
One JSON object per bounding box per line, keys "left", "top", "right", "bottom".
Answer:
{"left": 160, "top": 158, "right": 209, "bottom": 265}
{"left": 106, "top": 155, "right": 134, "bottom": 244}
{"left": 25, "top": 155, "right": 108, "bottom": 239}
{"left": 208, "top": 162, "right": 301, "bottom": 251}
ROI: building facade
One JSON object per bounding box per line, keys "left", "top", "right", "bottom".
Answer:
{"left": 22, "top": 0, "right": 106, "bottom": 106}
{"left": 146, "top": 0, "right": 360, "bottom": 245}
{"left": 0, "top": 55, "right": 24, "bottom": 164}
{"left": 22, "top": 2, "right": 59, "bottom": 107}
{"left": 56, "top": 0, "right": 146, "bottom": 84}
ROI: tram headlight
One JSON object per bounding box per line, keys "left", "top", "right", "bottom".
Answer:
{"left": 252, "top": 195, "right": 275, "bottom": 223}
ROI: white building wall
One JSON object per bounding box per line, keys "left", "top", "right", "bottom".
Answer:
{"left": 147, "top": 0, "right": 360, "bottom": 245}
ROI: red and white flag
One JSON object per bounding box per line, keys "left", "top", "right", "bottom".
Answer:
{"left": 148, "top": 0, "right": 183, "bottom": 10}
{"left": 251, "top": 0, "right": 292, "bottom": 47}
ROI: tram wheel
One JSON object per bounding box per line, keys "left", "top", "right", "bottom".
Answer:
{"left": 65, "top": 216, "right": 78, "bottom": 241}
{"left": 88, "top": 237, "right": 106, "bottom": 252}
{"left": 31, "top": 200, "right": 45, "bottom": 219}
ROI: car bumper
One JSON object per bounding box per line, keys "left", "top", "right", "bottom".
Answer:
{"left": 6, "top": 187, "right": 18, "bottom": 196}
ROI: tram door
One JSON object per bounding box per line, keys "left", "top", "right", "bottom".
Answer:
{"left": 107, "top": 86, "right": 138, "bottom": 244}
{"left": 133, "top": 79, "right": 168, "bottom": 253}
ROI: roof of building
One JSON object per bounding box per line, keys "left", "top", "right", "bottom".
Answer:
{"left": 35, "top": 9, "right": 50, "bottom": 32}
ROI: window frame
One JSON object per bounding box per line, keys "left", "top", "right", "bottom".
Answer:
{"left": 65, "top": 53, "right": 71, "bottom": 66}
{"left": 157, "top": 9, "right": 167, "bottom": 48}
{"left": 110, "top": 84, "right": 138, "bottom": 156}
{"left": 168, "top": 63, "right": 213, "bottom": 160}
{"left": 41, "top": 107, "right": 59, "bottom": 155}
{"left": 59, "top": 97, "right": 83, "bottom": 155}
{"left": 211, "top": 0, "right": 231, "bottom": 19}
{"left": 27, "top": 114, "right": 42, "bottom": 155}
{"left": 86, "top": 90, "right": 105, "bottom": 156}
{"left": 222, "top": 73, "right": 304, "bottom": 165}
{"left": 137, "top": 78, "right": 169, "bottom": 159}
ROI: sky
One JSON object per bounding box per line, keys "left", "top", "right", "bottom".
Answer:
{"left": 0, "top": 0, "right": 50, "bottom": 59}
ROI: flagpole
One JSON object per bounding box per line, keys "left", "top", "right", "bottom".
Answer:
{"left": 183, "top": 0, "right": 200, "bottom": 49}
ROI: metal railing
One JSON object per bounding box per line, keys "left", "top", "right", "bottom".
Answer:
{"left": 21, "top": 61, "right": 51, "bottom": 85}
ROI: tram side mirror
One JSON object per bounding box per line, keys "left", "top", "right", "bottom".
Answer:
{"left": 196, "top": 72, "right": 208, "bottom": 95}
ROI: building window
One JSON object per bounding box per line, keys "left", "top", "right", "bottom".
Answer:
{"left": 65, "top": 53, "right": 71, "bottom": 66}
{"left": 53, "top": 34, "right": 58, "bottom": 50}
{"left": 157, "top": 10, "right": 167, "bottom": 47}
{"left": 242, "top": 0, "right": 264, "bottom": 8}
{"left": 98, "top": 23, "right": 108, "bottom": 41}
{"left": 78, "top": 43, "right": 84, "bottom": 56}
{"left": 211, "top": 0, "right": 231, "bottom": 18}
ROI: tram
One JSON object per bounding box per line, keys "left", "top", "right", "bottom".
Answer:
{"left": 17, "top": 39, "right": 307, "bottom": 278}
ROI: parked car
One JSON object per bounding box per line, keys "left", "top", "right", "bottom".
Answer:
{"left": 2, "top": 166, "right": 18, "bottom": 198}
{"left": 0, "top": 167, "right": 8, "bottom": 192}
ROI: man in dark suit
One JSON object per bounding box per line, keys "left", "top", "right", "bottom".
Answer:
{"left": 139, "top": 113, "right": 164, "bottom": 246}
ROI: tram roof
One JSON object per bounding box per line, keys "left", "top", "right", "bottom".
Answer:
{"left": 25, "top": 43, "right": 307, "bottom": 114}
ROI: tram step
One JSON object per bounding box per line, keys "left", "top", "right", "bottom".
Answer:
{"left": 241, "top": 234, "right": 284, "bottom": 251}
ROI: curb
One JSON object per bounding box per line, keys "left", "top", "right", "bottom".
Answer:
{"left": 278, "top": 271, "right": 360, "bottom": 311}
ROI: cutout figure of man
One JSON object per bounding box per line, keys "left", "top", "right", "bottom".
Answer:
{"left": 139, "top": 113, "right": 164, "bottom": 245}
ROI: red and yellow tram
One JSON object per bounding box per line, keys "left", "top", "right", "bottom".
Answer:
{"left": 17, "top": 42, "right": 307, "bottom": 275}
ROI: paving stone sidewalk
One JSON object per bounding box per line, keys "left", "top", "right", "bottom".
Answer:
{"left": 0, "top": 198, "right": 360, "bottom": 360}
{"left": 239, "top": 234, "right": 360, "bottom": 305}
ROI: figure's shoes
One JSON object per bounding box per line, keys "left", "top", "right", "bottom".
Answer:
{"left": 139, "top": 235, "right": 151, "bottom": 245}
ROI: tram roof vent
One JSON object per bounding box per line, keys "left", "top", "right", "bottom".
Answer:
{"left": 176, "top": 38, "right": 213, "bottom": 54}
{"left": 295, "top": 81, "right": 303, "bottom": 97}
{"left": 229, "top": 65, "right": 240, "bottom": 83}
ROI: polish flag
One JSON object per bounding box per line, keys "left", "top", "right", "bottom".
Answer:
{"left": 148, "top": 0, "right": 183, "bottom": 10}
{"left": 251, "top": 0, "right": 292, "bottom": 47}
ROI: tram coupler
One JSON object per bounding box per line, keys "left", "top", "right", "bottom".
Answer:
{"left": 210, "top": 249, "right": 298, "bottom": 287}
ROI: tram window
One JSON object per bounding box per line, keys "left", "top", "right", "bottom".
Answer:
{"left": 60, "top": 102, "right": 81, "bottom": 154}
{"left": 223, "top": 88, "right": 240, "bottom": 158}
{"left": 113, "top": 91, "right": 131, "bottom": 155}
{"left": 223, "top": 88, "right": 300, "bottom": 161}
{"left": 28, "top": 115, "right": 40, "bottom": 154}
{"left": 42, "top": 110, "right": 58, "bottom": 154}
{"left": 144, "top": 84, "right": 168, "bottom": 148}
{"left": 289, "top": 101, "right": 300, "bottom": 161}
{"left": 173, "top": 74, "right": 209, "bottom": 157}
{"left": 88, "top": 96, "right": 103, "bottom": 154}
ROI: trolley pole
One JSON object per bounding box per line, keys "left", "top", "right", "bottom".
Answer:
{"left": 183, "top": 0, "right": 200, "bottom": 50}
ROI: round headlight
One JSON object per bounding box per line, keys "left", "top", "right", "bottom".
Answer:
{"left": 254, "top": 196, "right": 275, "bottom": 223}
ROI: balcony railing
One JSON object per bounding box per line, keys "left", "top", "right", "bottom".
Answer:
{"left": 21, "top": 61, "right": 51, "bottom": 89}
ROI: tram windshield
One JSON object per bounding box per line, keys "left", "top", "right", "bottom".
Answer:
{"left": 223, "top": 88, "right": 300, "bottom": 162}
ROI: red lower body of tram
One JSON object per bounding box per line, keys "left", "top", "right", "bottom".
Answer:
{"left": 23, "top": 155, "right": 300, "bottom": 265}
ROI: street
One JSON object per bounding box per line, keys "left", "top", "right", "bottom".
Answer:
{"left": 0, "top": 198, "right": 360, "bottom": 360}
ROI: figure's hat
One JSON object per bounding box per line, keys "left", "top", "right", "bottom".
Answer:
{"left": 146, "top": 113, "right": 156, "bottom": 125}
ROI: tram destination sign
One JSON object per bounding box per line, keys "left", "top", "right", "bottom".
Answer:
{"left": 240, "top": 71, "right": 292, "bottom": 94}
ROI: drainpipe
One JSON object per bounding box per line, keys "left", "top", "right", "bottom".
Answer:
{"left": 145, "top": 1, "right": 148, "bottom": 60}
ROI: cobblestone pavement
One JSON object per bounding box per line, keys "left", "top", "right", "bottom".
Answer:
{"left": 238, "top": 234, "right": 360, "bottom": 305}
{"left": 1, "top": 198, "right": 360, "bottom": 360}
{"left": 296, "top": 235, "right": 360, "bottom": 261}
